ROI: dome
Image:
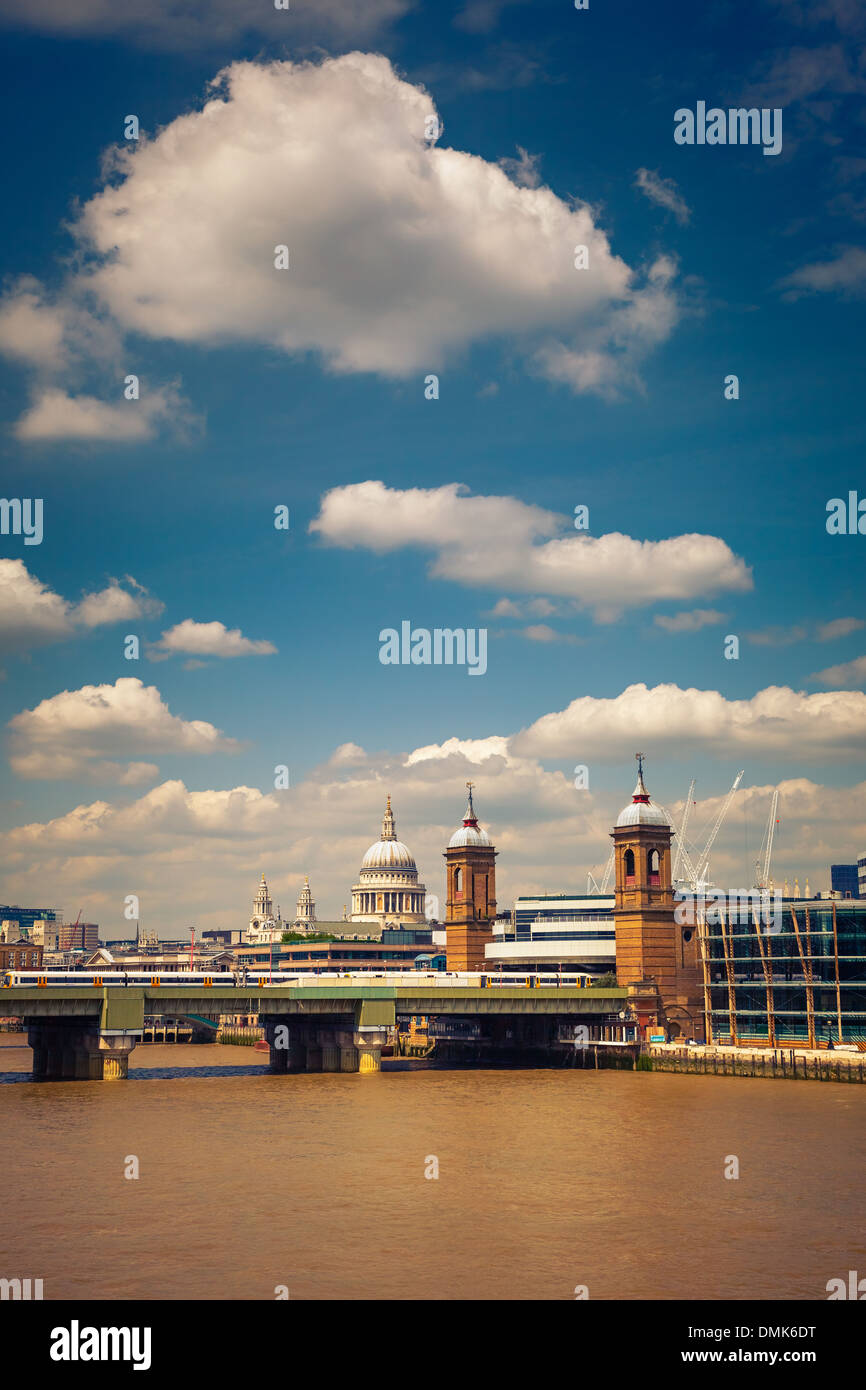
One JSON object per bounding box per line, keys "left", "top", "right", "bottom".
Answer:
{"left": 361, "top": 838, "right": 417, "bottom": 869}
{"left": 350, "top": 795, "right": 427, "bottom": 927}
{"left": 448, "top": 786, "right": 493, "bottom": 847}
{"left": 615, "top": 764, "right": 670, "bottom": 828}
{"left": 448, "top": 824, "right": 491, "bottom": 848}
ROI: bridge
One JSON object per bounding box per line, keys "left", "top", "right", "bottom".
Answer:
{"left": 1, "top": 979, "right": 632, "bottom": 1079}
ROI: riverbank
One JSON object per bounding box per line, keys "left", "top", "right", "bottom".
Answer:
{"left": 649, "top": 1042, "right": 866, "bottom": 1082}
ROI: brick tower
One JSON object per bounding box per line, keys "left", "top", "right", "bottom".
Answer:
{"left": 444, "top": 783, "right": 497, "bottom": 971}
{"left": 613, "top": 754, "right": 703, "bottom": 1040}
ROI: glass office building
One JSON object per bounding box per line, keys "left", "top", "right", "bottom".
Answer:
{"left": 701, "top": 898, "right": 866, "bottom": 1046}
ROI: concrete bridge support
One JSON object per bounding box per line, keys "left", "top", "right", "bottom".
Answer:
{"left": 27, "top": 1023, "right": 138, "bottom": 1081}
{"left": 262, "top": 1008, "right": 392, "bottom": 1075}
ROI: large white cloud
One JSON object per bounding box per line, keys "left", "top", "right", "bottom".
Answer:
{"left": 513, "top": 681, "right": 866, "bottom": 760}
{"left": 8, "top": 677, "right": 240, "bottom": 782}
{"left": 310, "top": 480, "right": 752, "bottom": 618}
{"left": 59, "top": 54, "right": 675, "bottom": 392}
{"left": 0, "top": 742, "right": 861, "bottom": 936}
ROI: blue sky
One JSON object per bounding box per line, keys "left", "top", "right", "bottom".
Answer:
{"left": 0, "top": 0, "right": 864, "bottom": 934}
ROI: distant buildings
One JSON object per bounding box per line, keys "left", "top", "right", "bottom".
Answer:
{"left": 485, "top": 895, "right": 615, "bottom": 975}
{"left": 0, "top": 940, "right": 43, "bottom": 971}
{"left": 831, "top": 864, "right": 860, "bottom": 899}
{"left": 59, "top": 922, "right": 99, "bottom": 952}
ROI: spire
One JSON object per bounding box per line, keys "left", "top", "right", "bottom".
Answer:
{"left": 463, "top": 780, "right": 478, "bottom": 826}
{"left": 632, "top": 752, "right": 650, "bottom": 804}
{"left": 381, "top": 795, "right": 396, "bottom": 841}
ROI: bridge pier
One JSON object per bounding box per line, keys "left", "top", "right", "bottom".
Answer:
{"left": 27, "top": 1023, "right": 138, "bottom": 1081}
{"left": 261, "top": 1019, "right": 390, "bottom": 1074}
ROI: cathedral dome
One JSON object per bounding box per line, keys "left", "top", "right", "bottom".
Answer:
{"left": 615, "top": 763, "right": 669, "bottom": 828}
{"left": 351, "top": 796, "right": 427, "bottom": 926}
{"left": 361, "top": 838, "right": 417, "bottom": 869}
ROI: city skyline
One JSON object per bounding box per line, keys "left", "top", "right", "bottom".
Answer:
{"left": 0, "top": 0, "right": 864, "bottom": 933}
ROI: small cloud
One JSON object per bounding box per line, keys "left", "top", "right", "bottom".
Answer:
{"left": 634, "top": 168, "right": 691, "bottom": 225}
{"left": 654, "top": 608, "right": 727, "bottom": 633}
{"left": 454, "top": 0, "right": 527, "bottom": 33}
{"left": 815, "top": 616, "right": 864, "bottom": 640}
{"left": 498, "top": 146, "right": 541, "bottom": 189}
{"left": 813, "top": 653, "right": 866, "bottom": 687}
{"left": 13, "top": 383, "right": 198, "bottom": 444}
{"left": 75, "top": 578, "right": 163, "bottom": 628}
{"left": 745, "top": 624, "right": 809, "bottom": 647}
{"left": 519, "top": 623, "right": 578, "bottom": 644}
{"left": 149, "top": 619, "right": 277, "bottom": 660}
{"left": 778, "top": 245, "right": 866, "bottom": 299}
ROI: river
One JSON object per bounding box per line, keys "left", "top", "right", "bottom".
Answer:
{"left": 1, "top": 1037, "right": 863, "bottom": 1300}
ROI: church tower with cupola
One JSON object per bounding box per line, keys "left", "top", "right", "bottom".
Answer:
{"left": 613, "top": 754, "right": 703, "bottom": 1040}
{"left": 293, "top": 875, "right": 317, "bottom": 932}
{"left": 444, "top": 783, "right": 497, "bottom": 972}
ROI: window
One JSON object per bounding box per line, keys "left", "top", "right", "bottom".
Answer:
{"left": 648, "top": 848, "right": 660, "bottom": 886}
{"left": 624, "top": 848, "right": 635, "bottom": 884}
{"left": 454, "top": 867, "right": 462, "bottom": 893}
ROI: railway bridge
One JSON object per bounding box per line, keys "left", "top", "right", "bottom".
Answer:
{"left": 1, "top": 980, "right": 632, "bottom": 1079}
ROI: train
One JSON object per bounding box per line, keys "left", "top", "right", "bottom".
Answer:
{"left": 2, "top": 968, "right": 597, "bottom": 989}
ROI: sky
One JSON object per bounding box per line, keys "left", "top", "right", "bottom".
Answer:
{"left": 0, "top": 0, "right": 864, "bottom": 937}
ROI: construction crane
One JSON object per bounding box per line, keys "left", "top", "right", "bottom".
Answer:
{"left": 586, "top": 848, "right": 615, "bottom": 896}
{"left": 671, "top": 778, "right": 696, "bottom": 882}
{"left": 754, "top": 789, "right": 780, "bottom": 889}
{"left": 691, "top": 770, "right": 744, "bottom": 889}
{"left": 666, "top": 770, "right": 744, "bottom": 891}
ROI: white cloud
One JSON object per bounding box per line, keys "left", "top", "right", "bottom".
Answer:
{"left": 519, "top": 623, "right": 577, "bottom": 644}
{"left": 0, "top": 278, "right": 67, "bottom": 369}
{"left": 0, "top": 0, "right": 410, "bottom": 47}
{"left": 310, "top": 480, "right": 752, "bottom": 619}
{"left": 76, "top": 578, "right": 163, "bottom": 629}
{"left": 779, "top": 246, "right": 866, "bottom": 298}
{"left": 816, "top": 616, "right": 864, "bottom": 640}
{"left": 13, "top": 383, "right": 195, "bottom": 443}
{"left": 0, "top": 750, "right": 862, "bottom": 937}
{"left": 498, "top": 146, "right": 542, "bottom": 188}
{"left": 0, "top": 560, "right": 159, "bottom": 654}
{"left": 634, "top": 168, "right": 691, "bottom": 225}
{"left": 454, "top": 0, "right": 528, "bottom": 32}
{"left": 513, "top": 682, "right": 866, "bottom": 761}
{"left": 58, "top": 54, "right": 676, "bottom": 395}
{"left": 150, "top": 619, "right": 277, "bottom": 659}
{"left": 654, "top": 608, "right": 727, "bottom": 633}
{"left": 8, "top": 677, "right": 240, "bottom": 782}
{"left": 812, "top": 654, "right": 866, "bottom": 687}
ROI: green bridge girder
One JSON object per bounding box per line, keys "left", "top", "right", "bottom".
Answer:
{"left": 1, "top": 984, "right": 628, "bottom": 1031}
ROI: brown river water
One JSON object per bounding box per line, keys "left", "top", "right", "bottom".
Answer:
{"left": 1, "top": 1037, "right": 864, "bottom": 1301}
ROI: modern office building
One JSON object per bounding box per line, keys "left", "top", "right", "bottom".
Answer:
{"left": 860, "top": 854, "right": 866, "bottom": 900}
{"left": 484, "top": 894, "right": 615, "bottom": 974}
{"left": 0, "top": 905, "right": 61, "bottom": 938}
{"left": 59, "top": 921, "right": 99, "bottom": 952}
{"left": 700, "top": 896, "right": 866, "bottom": 1046}
{"left": 831, "top": 864, "right": 860, "bottom": 899}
